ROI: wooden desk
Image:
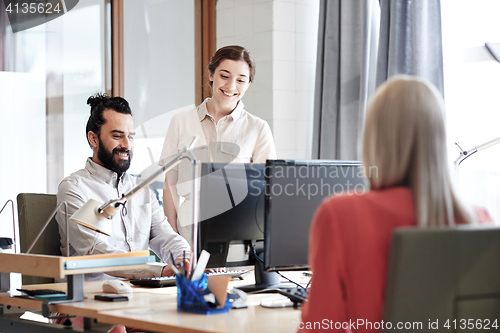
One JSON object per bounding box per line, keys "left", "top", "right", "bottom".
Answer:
{"left": 97, "top": 291, "right": 300, "bottom": 333}
{"left": 0, "top": 273, "right": 306, "bottom": 333}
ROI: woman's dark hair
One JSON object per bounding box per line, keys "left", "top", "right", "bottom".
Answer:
{"left": 207, "top": 45, "right": 255, "bottom": 87}
{"left": 85, "top": 93, "right": 132, "bottom": 147}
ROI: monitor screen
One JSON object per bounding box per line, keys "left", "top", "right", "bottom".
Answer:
{"left": 198, "top": 162, "right": 265, "bottom": 268}
{"left": 264, "top": 160, "right": 367, "bottom": 271}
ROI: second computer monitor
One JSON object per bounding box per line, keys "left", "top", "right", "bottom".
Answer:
{"left": 264, "top": 160, "right": 367, "bottom": 271}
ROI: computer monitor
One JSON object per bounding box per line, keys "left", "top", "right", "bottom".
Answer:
{"left": 197, "top": 162, "right": 265, "bottom": 269}
{"left": 235, "top": 159, "right": 367, "bottom": 292}
{"left": 197, "top": 160, "right": 368, "bottom": 292}
{"left": 264, "top": 160, "right": 367, "bottom": 271}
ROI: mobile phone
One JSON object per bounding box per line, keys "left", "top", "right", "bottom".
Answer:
{"left": 94, "top": 294, "right": 129, "bottom": 302}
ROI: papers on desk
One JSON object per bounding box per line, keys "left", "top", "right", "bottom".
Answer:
{"left": 191, "top": 250, "right": 210, "bottom": 281}
{"left": 65, "top": 255, "right": 155, "bottom": 270}
{"left": 0, "top": 250, "right": 154, "bottom": 280}
{"left": 207, "top": 275, "right": 231, "bottom": 307}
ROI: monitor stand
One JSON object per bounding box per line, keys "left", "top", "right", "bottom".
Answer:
{"left": 235, "top": 248, "right": 294, "bottom": 293}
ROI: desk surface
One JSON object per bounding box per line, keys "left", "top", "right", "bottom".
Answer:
{"left": 0, "top": 272, "right": 307, "bottom": 333}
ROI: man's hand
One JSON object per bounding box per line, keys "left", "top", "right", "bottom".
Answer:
{"left": 161, "top": 256, "right": 191, "bottom": 277}
{"left": 161, "top": 264, "right": 176, "bottom": 277}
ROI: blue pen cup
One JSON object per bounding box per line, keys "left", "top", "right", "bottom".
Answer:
{"left": 176, "top": 273, "right": 231, "bottom": 314}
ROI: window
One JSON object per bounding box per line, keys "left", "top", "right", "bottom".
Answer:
{"left": 0, "top": 1, "right": 109, "bottom": 239}
{"left": 123, "top": 0, "right": 196, "bottom": 180}
{"left": 442, "top": 0, "right": 500, "bottom": 223}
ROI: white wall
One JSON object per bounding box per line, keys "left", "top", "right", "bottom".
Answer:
{"left": 216, "top": 0, "right": 319, "bottom": 159}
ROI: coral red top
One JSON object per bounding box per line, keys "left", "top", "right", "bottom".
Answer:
{"left": 298, "top": 187, "right": 492, "bottom": 332}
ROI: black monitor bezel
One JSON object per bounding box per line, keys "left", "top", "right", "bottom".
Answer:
{"left": 264, "top": 159, "right": 364, "bottom": 272}
{"left": 197, "top": 162, "right": 266, "bottom": 268}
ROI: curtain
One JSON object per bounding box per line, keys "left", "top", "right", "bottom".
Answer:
{"left": 377, "top": 0, "right": 444, "bottom": 95}
{"left": 312, "top": 0, "right": 380, "bottom": 160}
{"left": 313, "top": 0, "right": 445, "bottom": 160}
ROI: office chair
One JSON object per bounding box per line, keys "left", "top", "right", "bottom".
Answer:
{"left": 383, "top": 226, "right": 500, "bottom": 332}
{"left": 17, "top": 193, "right": 61, "bottom": 285}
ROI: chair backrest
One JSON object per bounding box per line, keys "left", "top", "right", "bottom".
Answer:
{"left": 17, "top": 193, "right": 61, "bottom": 285}
{"left": 383, "top": 226, "right": 500, "bottom": 331}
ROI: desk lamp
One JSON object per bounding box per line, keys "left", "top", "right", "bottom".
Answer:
{"left": 456, "top": 45, "right": 500, "bottom": 163}
{"left": 456, "top": 46, "right": 500, "bottom": 163}
{"left": 454, "top": 136, "right": 500, "bottom": 166}
{"left": 70, "top": 136, "right": 200, "bottom": 268}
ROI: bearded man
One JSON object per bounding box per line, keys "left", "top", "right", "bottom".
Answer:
{"left": 55, "top": 94, "right": 189, "bottom": 281}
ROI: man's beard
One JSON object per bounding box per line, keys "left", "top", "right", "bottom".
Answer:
{"left": 97, "top": 139, "right": 133, "bottom": 174}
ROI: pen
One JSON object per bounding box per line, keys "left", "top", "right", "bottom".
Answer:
{"left": 188, "top": 251, "right": 194, "bottom": 280}
{"left": 179, "top": 260, "right": 184, "bottom": 276}
{"left": 183, "top": 251, "right": 186, "bottom": 277}
{"left": 169, "top": 251, "right": 180, "bottom": 275}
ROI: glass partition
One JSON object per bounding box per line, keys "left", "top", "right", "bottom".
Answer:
{"left": 123, "top": 0, "right": 196, "bottom": 189}
{"left": 0, "top": 1, "right": 108, "bottom": 243}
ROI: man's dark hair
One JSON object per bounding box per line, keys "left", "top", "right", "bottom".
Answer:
{"left": 86, "top": 93, "right": 132, "bottom": 147}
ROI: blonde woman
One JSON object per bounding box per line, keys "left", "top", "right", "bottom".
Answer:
{"left": 298, "top": 76, "right": 492, "bottom": 332}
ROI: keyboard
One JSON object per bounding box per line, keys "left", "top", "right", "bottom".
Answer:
{"left": 130, "top": 270, "right": 250, "bottom": 288}
{"left": 17, "top": 288, "right": 66, "bottom": 296}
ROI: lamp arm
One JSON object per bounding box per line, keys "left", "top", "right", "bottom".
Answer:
{"left": 27, "top": 201, "right": 70, "bottom": 257}
{"left": 97, "top": 136, "right": 200, "bottom": 219}
{"left": 74, "top": 135, "right": 201, "bottom": 264}
{"left": 476, "top": 136, "right": 500, "bottom": 151}
{"left": 124, "top": 156, "right": 183, "bottom": 201}
{"left": 455, "top": 136, "right": 500, "bottom": 166}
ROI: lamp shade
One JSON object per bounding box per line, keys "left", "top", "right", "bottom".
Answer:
{"left": 70, "top": 199, "right": 113, "bottom": 236}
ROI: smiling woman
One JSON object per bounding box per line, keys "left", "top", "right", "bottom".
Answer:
{"left": 159, "top": 45, "right": 277, "bottom": 244}
{"left": 208, "top": 58, "right": 252, "bottom": 123}
{"left": 206, "top": 46, "right": 256, "bottom": 119}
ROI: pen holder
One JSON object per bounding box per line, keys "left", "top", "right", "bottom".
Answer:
{"left": 176, "top": 273, "right": 232, "bottom": 314}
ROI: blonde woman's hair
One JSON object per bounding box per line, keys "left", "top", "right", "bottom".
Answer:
{"left": 362, "top": 75, "right": 473, "bottom": 227}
